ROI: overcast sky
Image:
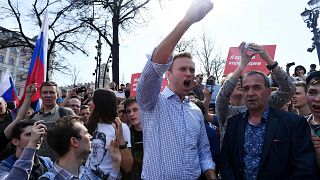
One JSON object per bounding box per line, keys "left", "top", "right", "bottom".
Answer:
{"left": 1, "top": 0, "right": 317, "bottom": 86}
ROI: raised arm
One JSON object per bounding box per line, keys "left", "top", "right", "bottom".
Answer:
{"left": 216, "top": 42, "right": 252, "bottom": 128}
{"left": 248, "top": 43, "right": 296, "bottom": 108}
{"left": 4, "top": 84, "right": 37, "bottom": 138}
{"left": 152, "top": 0, "right": 213, "bottom": 64}
{"left": 137, "top": 0, "right": 213, "bottom": 111}
{"left": 3, "top": 122, "right": 49, "bottom": 180}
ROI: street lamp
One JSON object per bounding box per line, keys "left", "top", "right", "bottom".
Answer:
{"left": 301, "top": 0, "right": 320, "bottom": 65}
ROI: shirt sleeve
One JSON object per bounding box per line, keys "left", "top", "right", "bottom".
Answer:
{"left": 136, "top": 53, "right": 172, "bottom": 111}
{"left": 4, "top": 148, "right": 37, "bottom": 180}
{"left": 269, "top": 66, "right": 296, "bottom": 109}
{"left": 198, "top": 116, "right": 216, "bottom": 171}
{"left": 216, "top": 77, "right": 239, "bottom": 129}
{"left": 108, "top": 169, "right": 121, "bottom": 180}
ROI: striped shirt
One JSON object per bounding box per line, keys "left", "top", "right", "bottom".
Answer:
{"left": 137, "top": 57, "right": 215, "bottom": 179}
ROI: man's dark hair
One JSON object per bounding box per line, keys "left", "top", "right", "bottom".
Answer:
{"left": 123, "top": 97, "right": 137, "bottom": 111}
{"left": 87, "top": 89, "right": 117, "bottom": 134}
{"left": 47, "top": 116, "right": 82, "bottom": 157}
{"left": 307, "top": 71, "right": 320, "bottom": 86}
{"left": 11, "top": 119, "right": 37, "bottom": 140}
{"left": 80, "top": 105, "right": 89, "bottom": 110}
{"left": 242, "top": 71, "right": 271, "bottom": 88}
{"left": 40, "top": 81, "right": 58, "bottom": 92}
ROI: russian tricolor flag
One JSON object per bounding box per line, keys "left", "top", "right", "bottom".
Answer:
{"left": 19, "top": 12, "right": 48, "bottom": 111}
{"left": 0, "top": 68, "right": 19, "bottom": 105}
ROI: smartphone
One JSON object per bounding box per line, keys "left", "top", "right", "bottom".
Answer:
{"left": 205, "top": 85, "right": 213, "bottom": 93}
{"left": 244, "top": 42, "right": 258, "bottom": 53}
{"left": 311, "top": 124, "right": 320, "bottom": 137}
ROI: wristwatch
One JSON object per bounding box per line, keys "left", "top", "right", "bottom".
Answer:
{"left": 266, "top": 61, "right": 278, "bottom": 71}
{"left": 119, "top": 141, "right": 128, "bottom": 150}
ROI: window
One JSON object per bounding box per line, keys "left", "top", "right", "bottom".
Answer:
{"left": 0, "top": 55, "right": 4, "bottom": 63}
{"left": 10, "top": 47, "right": 17, "bottom": 54}
{"left": 8, "top": 57, "right": 14, "bottom": 65}
{"left": 19, "top": 61, "right": 25, "bottom": 68}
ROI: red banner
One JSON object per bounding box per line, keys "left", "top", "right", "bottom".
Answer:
{"left": 130, "top": 73, "right": 169, "bottom": 97}
{"left": 223, "top": 45, "right": 277, "bottom": 75}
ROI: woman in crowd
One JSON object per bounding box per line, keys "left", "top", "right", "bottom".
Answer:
{"left": 86, "top": 89, "right": 133, "bottom": 179}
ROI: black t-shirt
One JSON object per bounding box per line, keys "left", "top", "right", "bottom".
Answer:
{"left": 122, "top": 127, "right": 143, "bottom": 180}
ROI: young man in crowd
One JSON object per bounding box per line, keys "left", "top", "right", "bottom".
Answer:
{"left": 39, "top": 116, "right": 122, "bottom": 179}
{"left": 191, "top": 74, "right": 205, "bottom": 100}
{"left": 136, "top": 0, "right": 216, "bottom": 179}
{"left": 292, "top": 81, "right": 312, "bottom": 118}
{"left": 0, "top": 84, "right": 37, "bottom": 160}
{"left": 221, "top": 43, "right": 317, "bottom": 179}
{"left": 306, "top": 71, "right": 320, "bottom": 174}
{"left": 123, "top": 97, "right": 143, "bottom": 179}
{"left": 80, "top": 105, "right": 90, "bottom": 124}
{"left": 0, "top": 120, "right": 52, "bottom": 179}
{"left": 207, "top": 75, "right": 221, "bottom": 110}
{"left": 31, "top": 81, "right": 75, "bottom": 160}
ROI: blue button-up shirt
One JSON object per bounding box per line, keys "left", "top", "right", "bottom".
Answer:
{"left": 243, "top": 106, "right": 270, "bottom": 180}
{"left": 39, "top": 162, "right": 120, "bottom": 180}
{"left": 136, "top": 57, "right": 215, "bottom": 179}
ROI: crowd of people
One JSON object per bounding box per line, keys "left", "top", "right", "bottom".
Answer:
{"left": 0, "top": 0, "right": 320, "bottom": 179}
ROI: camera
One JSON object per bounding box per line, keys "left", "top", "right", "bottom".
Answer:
{"left": 75, "top": 86, "right": 87, "bottom": 94}
{"left": 286, "top": 62, "right": 295, "bottom": 67}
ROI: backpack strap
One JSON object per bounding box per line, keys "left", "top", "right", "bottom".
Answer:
{"left": 28, "top": 111, "right": 39, "bottom": 119}
{"left": 58, "top": 107, "right": 68, "bottom": 118}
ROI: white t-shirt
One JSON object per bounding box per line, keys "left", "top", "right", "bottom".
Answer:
{"left": 86, "top": 123, "right": 131, "bottom": 178}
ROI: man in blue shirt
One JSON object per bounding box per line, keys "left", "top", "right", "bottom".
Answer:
{"left": 136, "top": 0, "right": 216, "bottom": 179}
{"left": 207, "top": 75, "right": 221, "bottom": 111}
{"left": 39, "top": 116, "right": 122, "bottom": 180}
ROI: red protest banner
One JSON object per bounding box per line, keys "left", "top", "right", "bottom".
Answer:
{"left": 130, "top": 73, "right": 169, "bottom": 97}
{"left": 223, "top": 45, "right": 276, "bottom": 75}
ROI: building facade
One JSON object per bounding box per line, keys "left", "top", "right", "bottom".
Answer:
{"left": 0, "top": 46, "right": 32, "bottom": 97}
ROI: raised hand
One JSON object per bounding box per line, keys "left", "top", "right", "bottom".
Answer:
{"left": 183, "top": 0, "right": 214, "bottom": 24}
{"left": 239, "top": 42, "right": 255, "bottom": 68}
{"left": 26, "top": 83, "right": 37, "bottom": 98}
{"left": 112, "top": 117, "right": 125, "bottom": 145}
{"left": 245, "top": 43, "right": 273, "bottom": 64}
{"left": 26, "top": 121, "right": 47, "bottom": 150}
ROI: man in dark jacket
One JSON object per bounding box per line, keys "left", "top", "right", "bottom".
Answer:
{"left": 221, "top": 67, "right": 318, "bottom": 179}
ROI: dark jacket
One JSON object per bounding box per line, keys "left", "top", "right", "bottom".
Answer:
{"left": 221, "top": 108, "right": 318, "bottom": 180}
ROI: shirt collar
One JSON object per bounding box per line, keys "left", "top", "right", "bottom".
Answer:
{"left": 243, "top": 105, "right": 270, "bottom": 123}
{"left": 39, "top": 104, "right": 59, "bottom": 114}
{"left": 53, "top": 162, "right": 83, "bottom": 180}
{"left": 162, "top": 87, "right": 189, "bottom": 102}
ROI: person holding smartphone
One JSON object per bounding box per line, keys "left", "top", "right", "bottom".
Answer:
{"left": 306, "top": 71, "right": 320, "bottom": 174}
